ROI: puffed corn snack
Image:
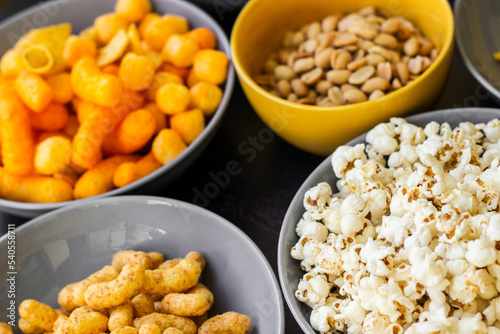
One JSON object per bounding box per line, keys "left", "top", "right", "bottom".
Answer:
{"left": 292, "top": 117, "right": 500, "bottom": 333}
{"left": 2, "top": 249, "right": 250, "bottom": 334}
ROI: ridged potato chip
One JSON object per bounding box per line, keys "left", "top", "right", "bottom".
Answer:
{"left": 97, "top": 29, "right": 129, "bottom": 67}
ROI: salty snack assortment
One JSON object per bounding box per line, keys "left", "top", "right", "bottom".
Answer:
{"left": 0, "top": 0, "right": 228, "bottom": 203}
{"left": 255, "top": 7, "right": 439, "bottom": 106}
{"left": 291, "top": 118, "right": 500, "bottom": 333}
{"left": 2, "top": 250, "right": 251, "bottom": 334}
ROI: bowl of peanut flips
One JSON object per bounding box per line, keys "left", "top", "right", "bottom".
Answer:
{"left": 0, "top": 196, "right": 285, "bottom": 333}
{"left": 0, "top": 0, "right": 234, "bottom": 218}
{"left": 279, "top": 108, "right": 500, "bottom": 333}
{"left": 231, "top": 0, "right": 453, "bottom": 156}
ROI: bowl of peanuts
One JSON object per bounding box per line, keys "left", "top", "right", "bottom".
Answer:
{"left": 231, "top": 0, "right": 454, "bottom": 156}
{"left": 278, "top": 107, "right": 500, "bottom": 333}
{"left": 0, "top": 0, "right": 234, "bottom": 218}
{"left": 0, "top": 195, "right": 285, "bottom": 333}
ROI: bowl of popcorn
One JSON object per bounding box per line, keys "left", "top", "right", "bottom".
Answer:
{"left": 278, "top": 108, "right": 500, "bottom": 333}
{"left": 0, "top": 0, "right": 234, "bottom": 218}
{"left": 231, "top": 0, "right": 454, "bottom": 156}
{"left": 0, "top": 196, "right": 285, "bottom": 333}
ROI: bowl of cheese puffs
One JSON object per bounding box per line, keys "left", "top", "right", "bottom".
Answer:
{"left": 0, "top": 0, "right": 234, "bottom": 217}
{"left": 0, "top": 196, "right": 285, "bottom": 333}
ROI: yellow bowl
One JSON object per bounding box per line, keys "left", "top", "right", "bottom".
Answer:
{"left": 231, "top": 0, "right": 454, "bottom": 156}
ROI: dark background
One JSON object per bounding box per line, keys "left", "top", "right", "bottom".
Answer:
{"left": 0, "top": 0, "right": 498, "bottom": 332}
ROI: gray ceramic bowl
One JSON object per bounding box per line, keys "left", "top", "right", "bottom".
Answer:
{"left": 455, "top": 0, "right": 500, "bottom": 103}
{"left": 0, "top": 0, "right": 234, "bottom": 218}
{"left": 278, "top": 108, "right": 500, "bottom": 333}
{"left": 0, "top": 196, "right": 284, "bottom": 333}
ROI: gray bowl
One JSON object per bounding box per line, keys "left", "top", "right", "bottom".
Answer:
{"left": 455, "top": 0, "right": 500, "bottom": 103}
{"left": 0, "top": 196, "right": 285, "bottom": 333}
{"left": 278, "top": 107, "right": 500, "bottom": 333}
{"left": 0, "top": 0, "right": 235, "bottom": 218}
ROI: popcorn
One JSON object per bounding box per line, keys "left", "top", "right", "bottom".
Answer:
{"left": 292, "top": 118, "right": 500, "bottom": 333}
{"left": 466, "top": 238, "right": 497, "bottom": 268}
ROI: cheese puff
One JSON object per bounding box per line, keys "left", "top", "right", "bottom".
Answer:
{"left": 62, "top": 115, "right": 80, "bottom": 138}
{"left": 187, "top": 313, "right": 208, "bottom": 328}
{"left": 36, "top": 131, "right": 69, "bottom": 143}
{"left": 0, "top": 168, "right": 72, "bottom": 203}
{"left": 74, "top": 99, "right": 102, "bottom": 123}
{"left": 153, "top": 301, "right": 164, "bottom": 314}
{"left": 151, "top": 129, "right": 186, "bottom": 165}
{"left": 46, "top": 72, "right": 74, "bottom": 105}
{"left": 109, "top": 301, "right": 134, "bottom": 332}
{"left": 170, "top": 109, "right": 205, "bottom": 145}
{"left": 140, "top": 15, "right": 176, "bottom": 51}
{"left": 19, "top": 300, "right": 59, "bottom": 332}
{"left": 63, "top": 36, "right": 97, "bottom": 67}
{"left": 30, "top": 103, "right": 69, "bottom": 131}
{"left": 102, "top": 64, "right": 120, "bottom": 76}
{"left": 68, "top": 306, "right": 93, "bottom": 319}
{"left": 15, "top": 70, "right": 53, "bottom": 112}
{"left": 115, "top": 0, "right": 151, "bottom": 22}
{"left": 53, "top": 312, "right": 108, "bottom": 334}
{"left": 144, "top": 103, "right": 167, "bottom": 134}
{"left": 0, "top": 49, "right": 25, "bottom": 75}
{"left": 159, "top": 63, "right": 188, "bottom": 81}
{"left": 186, "top": 69, "right": 200, "bottom": 88}
{"left": 110, "top": 327, "right": 139, "bottom": 334}
{"left": 161, "top": 283, "right": 214, "bottom": 316}
{"left": 147, "top": 72, "right": 183, "bottom": 102}
{"left": 94, "top": 13, "right": 129, "bottom": 45}
{"left": 113, "top": 152, "right": 162, "bottom": 187}
{"left": 58, "top": 265, "right": 120, "bottom": 311}
{"left": 156, "top": 83, "right": 190, "bottom": 115}
{"left": 198, "top": 312, "right": 251, "bottom": 334}
{"left": 157, "top": 252, "right": 204, "bottom": 272}
{"left": 71, "top": 109, "right": 106, "bottom": 169}
{"left": 79, "top": 27, "right": 100, "bottom": 45}
{"left": 138, "top": 323, "right": 160, "bottom": 334}
{"left": 71, "top": 56, "right": 123, "bottom": 108}
{"left": 162, "top": 15, "right": 189, "bottom": 34}
{"left": 133, "top": 313, "right": 196, "bottom": 334}
{"left": 0, "top": 81, "right": 34, "bottom": 175}
{"left": 142, "top": 259, "right": 202, "bottom": 295}
{"left": 185, "top": 28, "right": 216, "bottom": 50}
{"left": 34, "top": 136, "right": 72, "bottom": 175}
{"left": 72, "top": 88, "right": 144, "bottom": 169}
{"left": 53, "top": 164, "right": 81, "bottom": 188}
{"left": 185, "top": 251, "right": 206, "bottom": 271}
{"left": 163, "top": 329, "right": 182, "bottom": 334}
{"left": 0, "top": 323, "right": 13, "bottom": 334}
{"left": 119, "top": 53, "right": 156, "bottom": 91}
{"left": 18, "top": 318, "right": 44, "bottom": 334}
{"left": 112, "top": 250, "right": 153, "bottom": 270}
{"left": 162, "top": 34, "right": 199, "bottom": 68}
{"left": 102, "top": 109, "right": 156, "bottom": 155}
{"left": 157, "top": 258, "right": 181, "bottom": 271}
{"left": 84, "top": 263, "right": 145, "bottom": 309}
{"left": 52, "top": 315, "right": 69, "bottom": 332}
{"left": 193, "top": 50, "right": 229, "bottom": 85}
{"left": 190, "top": 82, "right": 223, "bottom": 116}
{"left": 73, "top": 155, "right": 140, "bottom": 199}
{"left": 131, "top": 294, "right": 156, "bottom": 318}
